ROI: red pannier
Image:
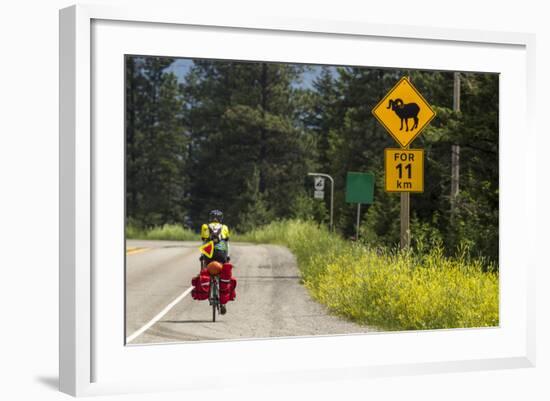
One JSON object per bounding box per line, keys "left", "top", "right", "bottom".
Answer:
{"left": 191, "top": 269, "right": 210, "bottom": 301}
{"left": 230, "top": 278, "right": 237, "bottom": 301}
{"left": 219, "top": 262, "right": 237, "bottom": 304}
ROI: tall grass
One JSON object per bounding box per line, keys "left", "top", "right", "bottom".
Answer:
{"left": 126, "top": 223, "right": 198, "bottom": 241}
{"left": 238, "top": 220, "right": 499, "bottom": 330}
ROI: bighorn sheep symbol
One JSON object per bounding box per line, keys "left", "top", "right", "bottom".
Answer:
{"left": 387, "top": 99, "right": 420, "bottom": 132}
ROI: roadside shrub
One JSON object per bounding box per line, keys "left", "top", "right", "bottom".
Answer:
{"left": 240, "top": 219, "right": 499, "bottom": 331}
{"left": 125, "top": 223, "right": 197, "bottom": 241}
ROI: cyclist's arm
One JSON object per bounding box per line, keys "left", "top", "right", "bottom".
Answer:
{"left": 223, "top": 225, "right": 230, "bottom": 258}
{"left": 200, "top": 223, "right": 210, "bottom": 241}
{"left": 222, "top": 225, "right": 230, "bottom": 241}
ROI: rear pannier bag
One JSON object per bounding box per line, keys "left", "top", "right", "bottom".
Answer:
{"left": 230, "top": 278, "right": 237, "bottom": 301}
{"left": 191, "top": 272, "right": 210, "bottom": 301}
{"left": 219, "top": 262, "right": 236, "bottom": 304}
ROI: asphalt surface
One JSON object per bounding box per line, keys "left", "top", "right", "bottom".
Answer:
{"left": 126, "top": 240, "right": 375, "bottom": 344}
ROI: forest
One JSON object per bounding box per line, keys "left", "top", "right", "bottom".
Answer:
{"left": 125, "top": 56, "right": 499, "bottom": 267}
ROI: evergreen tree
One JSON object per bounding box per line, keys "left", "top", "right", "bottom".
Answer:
{"left": 125, "top": 56, "right": 188, "bottom": 226}
{"left": 183, "top": 60, "right": 313, "bottom": 231}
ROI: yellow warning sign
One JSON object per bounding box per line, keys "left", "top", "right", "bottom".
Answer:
{"left": 372, "top": 77, "right": 436, "bottom": 148}
{"left": 385, "top": 148, "right": 424, "bottom": 192}
{"left": 199, "top": 241, "right": 215, "bottom": 258}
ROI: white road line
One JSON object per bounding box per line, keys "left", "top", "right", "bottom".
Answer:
{"left": 126, "top": 286, "right": 194, "bottom": 344}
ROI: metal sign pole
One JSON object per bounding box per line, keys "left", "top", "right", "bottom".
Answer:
{"left": 356, "top": 203, "right": 361, "bottom": 241}
{"left": 308, "top": 172, "right": 334, "bottom": 232}
{"left": 329, "top": 178, "right": 334, "bottom": 232}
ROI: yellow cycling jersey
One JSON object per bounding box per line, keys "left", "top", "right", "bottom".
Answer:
{"left": 201, "top": 222, "right": 230, "bottom": 242}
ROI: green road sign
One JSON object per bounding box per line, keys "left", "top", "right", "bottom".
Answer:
{"left": 345, "top": 172, "right": 375, "bottom": 204}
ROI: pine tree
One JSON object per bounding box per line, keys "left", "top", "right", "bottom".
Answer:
{"left": 125, "top": 56, "right": 188, "bottom": 226}
{"left": 183, "top": 60, "right": 313, "bottom": 231}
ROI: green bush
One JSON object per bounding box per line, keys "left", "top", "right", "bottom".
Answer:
{"left": 240, "top": 219, "right": 499, "bottom": 330}
{"left": 126, "top": 223, "right": 197, "bottom": 241}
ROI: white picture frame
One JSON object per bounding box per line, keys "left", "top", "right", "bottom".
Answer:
{"left": 59, "top": 4, "right": 536, "bottom": 397}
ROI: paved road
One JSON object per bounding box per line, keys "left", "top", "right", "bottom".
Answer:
{"left": 126, "top": 240, "right": 375, "bottom": 344}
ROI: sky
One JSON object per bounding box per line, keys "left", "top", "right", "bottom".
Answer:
{"left": 164, "top": 58, "right": 335, "bottom": 89}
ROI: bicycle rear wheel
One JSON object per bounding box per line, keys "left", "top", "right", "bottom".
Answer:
{"left": 210, "top": 276, "right": 219, "bottom": 322}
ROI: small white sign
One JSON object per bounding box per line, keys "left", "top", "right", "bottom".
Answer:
{"left": 314, "top": 190, "right": 324, "bottom": 199}
{"left": 314, "top": 177, "right": 325, "bottom": 191}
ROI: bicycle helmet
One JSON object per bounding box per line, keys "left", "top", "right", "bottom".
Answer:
{"left": 209, "top": 209, "right": 224, "bottom": 223}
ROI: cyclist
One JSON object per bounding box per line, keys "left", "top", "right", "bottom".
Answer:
{"left": 201, "top": 209, "right": 230, "bottom": 263}
{"left": 200, "top": 209, "right": 231, "bottom": 314}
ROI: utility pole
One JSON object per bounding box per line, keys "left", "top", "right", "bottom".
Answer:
{"left": 400, "top": 75, "right": 412, "bottom": 250}
{"left": 451, "top": 72, "right": 461, "bottom": 216}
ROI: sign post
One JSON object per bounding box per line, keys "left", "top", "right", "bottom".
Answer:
{"left": 308, "top": 173, "right": 334, "bottom": 232}
{"left": 356, "top": 203, "right": 361, "bottom": 241}
{"left": 400, "top": 193, "right": 410, "bottom": 250}
{"left": 345, "top": 172, "right": 375, "bottom": 241}
{"left": 372, "top": 77, "right": 435, "bottom": 249}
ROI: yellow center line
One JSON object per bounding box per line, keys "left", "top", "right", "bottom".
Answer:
{"left": 126, "top": 247, "right": 151, "bottom": 256}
